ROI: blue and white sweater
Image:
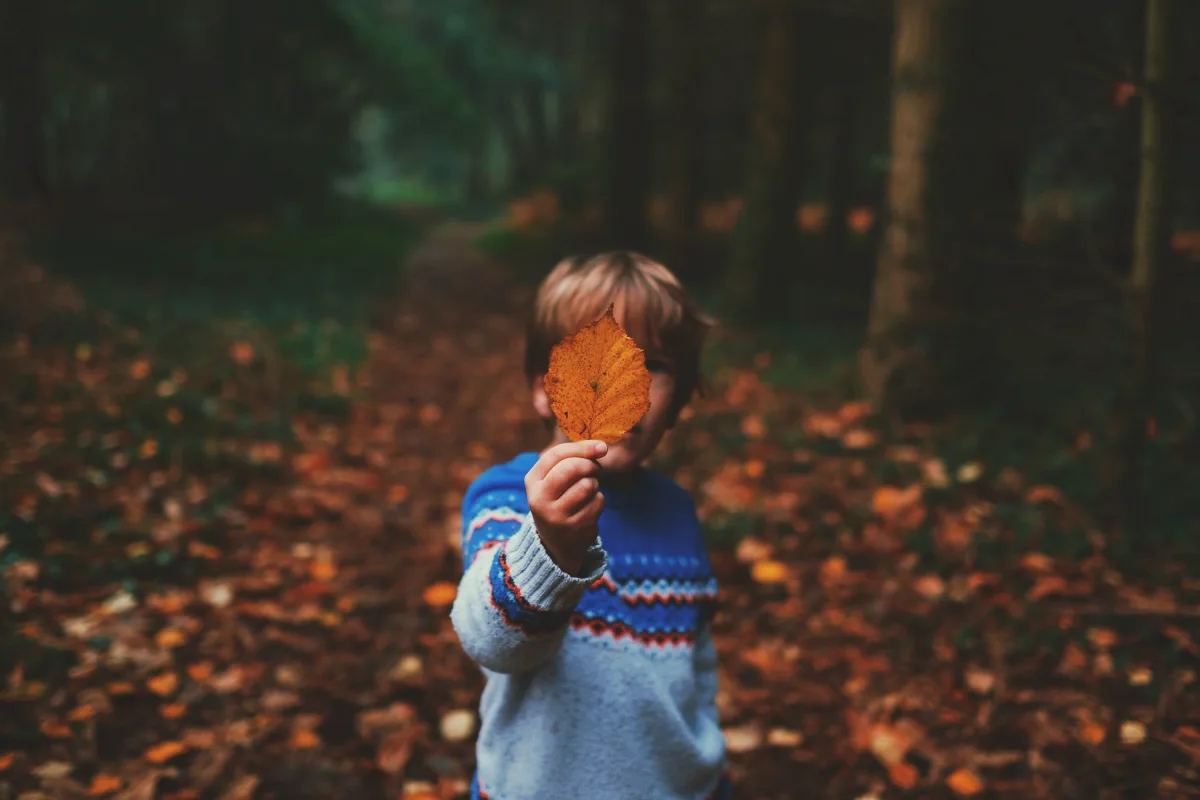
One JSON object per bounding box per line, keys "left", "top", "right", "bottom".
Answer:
{"left": 450, "top": 452, "right": 730, "bottom": 800}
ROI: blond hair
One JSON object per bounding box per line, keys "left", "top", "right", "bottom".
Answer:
{"left": 524, "top": 252, "right": 714, "bottom": 416}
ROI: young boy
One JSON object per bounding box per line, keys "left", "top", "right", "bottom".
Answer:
{"left": 451, "top": 252, "right": 730, "bottom": 800}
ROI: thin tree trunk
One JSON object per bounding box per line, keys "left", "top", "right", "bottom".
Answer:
{"left": 496, "top": 97, "right": 537, "bottom": 193}
{"left": 660, "top": 0, "right": 706, "bottom": 274}
{"left": 1120, "top": 0, "right": 1176, "bottom": 533}
{"left": 824, "top": 17, "right": 866, "bottom": 273}
{"left": 602, "top": 0, "right": 652, "bottom": 251}
{"left": 859, "top": 0, "right": 959, "bottom": 412}
{"left": 727, "top": 0, "right": 808, "bottom": 318}
{"left": 0, "top": 0, "right": 50, "bottom": 203}
{"left": 522, "top": 82, "right": 551, "bottom": 165}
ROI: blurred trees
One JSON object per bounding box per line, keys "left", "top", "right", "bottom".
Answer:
{"left": 1, "top": 0, "right": 1197, "bottom": 530}
{"left": 726, "top": 0, "right": 810, "bottom": 319}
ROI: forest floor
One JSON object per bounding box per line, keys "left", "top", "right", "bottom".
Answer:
{"left": 1, "top": 220, "right": 1199, "bottom": 800}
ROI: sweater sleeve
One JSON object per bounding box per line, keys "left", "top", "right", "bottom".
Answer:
{"left": 451, "top": 495, "right": 606, "bottom": 675}
{"left": 694, "top": 623, "right": 720, "bottom": 722}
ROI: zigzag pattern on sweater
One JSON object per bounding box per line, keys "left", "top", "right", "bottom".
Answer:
{"left": 487, "top": 542, "right": 571, "bottom": 636}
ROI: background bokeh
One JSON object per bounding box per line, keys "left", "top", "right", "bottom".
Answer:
{"left": 2, "top": 1, "right": 1199, "bottom": 798}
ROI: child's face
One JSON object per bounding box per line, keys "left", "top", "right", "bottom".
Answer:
{"left": 532, "top": 350, "right": 679, "bottom": 475}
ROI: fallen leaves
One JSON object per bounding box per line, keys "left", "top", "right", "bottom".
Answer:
{"left": 422, "top": 581, "right": 458, "bottom": 607}
{"left": 439, "top": 709, "right": 476, "bottom": 742}
{"left": 4, "top": 231, "right": 1198, "bottom": 800}
{"left": 544, "top": 305, "right": 651, "bottom": 444}
{"left": 946, "top": 768, "right": 984, "bottom": 796}
{"left": 147, "top": 672, "right": 178, "bottom": 697}
{"left": 87, "top": 773, "right": 123, "bottom": 795}
{"left": 144, "top": 741, "right": 188, "bottom": 764}
{"left": 749, "top": 559, "right": 789, "bottom": 585}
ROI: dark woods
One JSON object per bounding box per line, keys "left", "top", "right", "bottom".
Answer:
{"left": 1, "top": 0, "right": 1198, "bottom": 534}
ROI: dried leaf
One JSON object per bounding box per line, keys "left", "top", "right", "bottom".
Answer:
{"left": 377, "top": 728, "right": 417, "bottom": 775}
{"left": 723, "top": 724, "right": 764, "bottom": 753}
{"left": 156, "top": 629, "right": 187, "bottom": 649}
{"left": 439, "top": 709, "right": 476, "bottom": 742}
{"left": 289, "top": 728, "right": 320, "bottom": 750}
{"left": 868, "top": 722, "right": 921, "bottom": 766}
{"left": 871, "top": 485, "right": 925, "bottom": 528}
{"left": 147, "top": 673, "right": 178, "bottom": 697}
{"left": 144, "top": 740, "right": 188, "bottom": 764}
{"left": 0, "top": 752, "right": 15, "bottom": 771}
{"left": 1079, "top": 720, "right": 1106, "bottom": 745}
{"left": 39, "top": 720, "right": 72, "bottom": 738}
{"left": 216, "top": 774, "right": 259, "bottom": 800}
{"left": 1120, "top": 720, "right": 1147, "bottom": 745}
{"left": 750, "top": 560, "right": 789, "bottom": 585}
{"left": 945, "top": 768, "right": 983, "bottom": 796}
{"left": 87, "top": 774, "right": 123, "bottom": 796}
{"left": 887, "top": 762, "right": 918, "bottom": 789}
{"left": 765, "top": 728, "right": 803, "bottom": 747}
{"left": 544, "top": 305, "right": 651, "bottom": 444}
{"left": 422, "top": 582, "right": 457, "bottom": 607}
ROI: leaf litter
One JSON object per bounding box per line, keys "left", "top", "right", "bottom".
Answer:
{"left": 1, "top": 227, "right": 1198, "bottom": 799}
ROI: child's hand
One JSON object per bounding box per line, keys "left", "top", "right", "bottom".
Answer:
{"left": 525, "top": 440, "right": 608, "bottom": 575}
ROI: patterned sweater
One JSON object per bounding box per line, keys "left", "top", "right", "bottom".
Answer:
{"left": 450, "top": 452, "right": 729, "bottom": 800}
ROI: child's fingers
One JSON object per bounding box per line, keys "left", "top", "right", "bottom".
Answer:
{"left": 541, "top": 456, "right": 600, "bottom": 500}
{"left": 527, "top": 440, "right": 607, "bottom": 483}
{"left": 557, "top": 476, "right": 599, "bottom": 516}
{"left": 565, "top": 491, "right": 605, "bottom": 529}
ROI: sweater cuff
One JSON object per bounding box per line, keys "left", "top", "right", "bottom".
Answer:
{"left": 502, "top": 515, "right": 606, "bottom": 611}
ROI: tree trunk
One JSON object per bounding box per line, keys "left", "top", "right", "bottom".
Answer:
{"left": 660, "top": 0, "right": 706, "bottom": 275}
{"left": 726, "top": 0, "right": 809, "bottom": 318}
{"left": 522, "top": 82, "right": 552, "bottom": 165}
{"left": 1120, "top": 0, "right": 1176, "bottom": 533}
{"left": 601, "top": 0, "right": 653, "bottom": 252}
{"left": 0, "top": 0, "right": 50, "bottom": 203}
{"left": 823, "top": 16, "right": 867, "bottom": 273}
{"left": 496, "top": 97, "right": 537, "bottom": 193}
{"left": 859, "top": 0, "right": 959, "bottom": 414}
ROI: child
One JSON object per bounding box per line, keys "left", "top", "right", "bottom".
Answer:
{"left": 451, "top": 252, "right": 730, "bottom": 800}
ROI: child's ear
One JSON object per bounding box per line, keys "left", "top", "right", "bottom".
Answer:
{"left": 531, "top": 376, "right": 553, "bottom": 420}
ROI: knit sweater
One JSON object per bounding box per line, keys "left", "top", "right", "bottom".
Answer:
{"left": 450, "top": 452, "right": 729, "bottom": 800}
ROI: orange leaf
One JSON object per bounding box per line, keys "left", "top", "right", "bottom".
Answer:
{"left": 309, "top": 559, "right": 337, "bottom": 582}
{"left": 888, "top": 761, "right": 919, "bottom": 789}
{"left": 946, "top": 768, "right": 983, "bottom": 796}
{"left": 820, "top": 556, "right": 847, "bottom": 585}
{"left": 156, "top": 628, "right": 187, "bottom": 648}
{"left": 68, "top": 704, "right": 97, "bottom": 722}
{"left": 0, "top": 752, "right": 16, "bottom": 771}
{"left": 871, "top": 485, "right": 925, "bottom": 529}
{"left": 1079, "top": 720, "right": 1106, "bottom": 745}
{"left": 750, "top": 560, "right": 789, "bottom": 585}
{"left": 422, "top": 582, "right": 458, "bottom": 607}
{"left": 144, "top": 740, "right": 188, "bottom": 764}
{"left": 107, "top": 681, "right": 136, "bottom": 695}
{"left": 40, "top": 720, "right": 72, "bottom": 738}
{"left": 161, "top": 704, "right": 187, "bottom": 720}
{"left": 544, "top": 305, "right": 652, "bottom": 444}
{"left": 147, "top": 672, "right": 178, "bottom": 697}
{"left": 87, "top": 773, "right": 123, "bottom": 796}
{"left": 228, "top": 341, "right": 256, "bottom": 365}
{"left": 187, "top": 662, "right": 213, "bottom": 682}
{"left": 290, "top": 728, "right": 321, "bottom": 750}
